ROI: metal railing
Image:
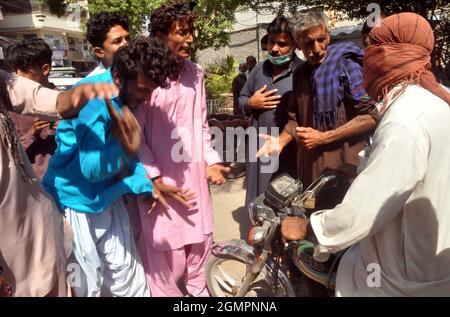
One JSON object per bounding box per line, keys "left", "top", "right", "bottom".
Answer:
{"left": 207, "top": 99, "right": 229, "bottom": 114}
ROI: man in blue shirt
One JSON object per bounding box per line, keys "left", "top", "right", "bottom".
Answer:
{"left": 43, "top": 37, "right": 183, "bottom": 297}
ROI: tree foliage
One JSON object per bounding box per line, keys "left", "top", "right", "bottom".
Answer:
{"left": 41, "top": 0, "right": 450, "bottom": 82}
{"left": 252, "top": 0, "right": 450, "bottom": 83}
{"left": 42, "top": 0, "right": 245, "bottom": 59}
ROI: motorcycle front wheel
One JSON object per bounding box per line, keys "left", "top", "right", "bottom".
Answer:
{"left": 205, "top": 240, "right": 296, "bottom": 297}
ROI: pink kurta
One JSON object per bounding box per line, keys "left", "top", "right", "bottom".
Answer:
{"left": 135, "top": 60, "right": 221, "bottom": 252}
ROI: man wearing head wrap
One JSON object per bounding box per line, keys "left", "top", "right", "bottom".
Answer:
{"left": 281, "top": 13, "right": 450, "bottom": 296}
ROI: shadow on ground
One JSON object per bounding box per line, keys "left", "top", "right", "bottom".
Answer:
{"left": 231, "top": 206, "right": 252, "bottom": 240}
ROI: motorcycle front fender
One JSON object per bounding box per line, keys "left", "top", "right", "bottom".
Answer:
{"left": 211, "top": 239, "right": 296, "bottom": 297}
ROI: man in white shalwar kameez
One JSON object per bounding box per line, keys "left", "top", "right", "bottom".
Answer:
{"left": 281, "top": 13, "right": 450, "bottom": 297}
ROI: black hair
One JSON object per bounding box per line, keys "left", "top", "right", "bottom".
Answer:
{"left": 261, "top": 34, "right": 268, "bottom": 51}
{"left": 148, "top": 1, "right": 196, "bottom": 36}
{"left": 6, "top": 38, "right": 52, "bottom": 72}
{"left": 361, "top": 20, "right": 372, "bottom": 36}
{"left": 86, "top": 12, "right": 129, "bottom": 48}
{"left": 112, "top": 36, "right": 183, "bottom": 88}
{"left": 246, "top": 55, "right": 256, "bottom": 63}
{"left": 267, "top": 16, "right": 293, "bottom": 40}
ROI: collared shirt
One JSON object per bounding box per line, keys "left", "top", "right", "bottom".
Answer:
{"left": 239, "top": 55, "right": 303, "bottom": 126}
{"left": 134, "top": 59, "right": 221, "bottom": 251}
{"left": 85, "top": 62, "right": 107, "bottom": 78}
{"left": 238, "top": 56, "right": 302, "bottom": 208}
{"left": 43, "top": 69, "right": 153, "bottom": 213}
{"left": 311, "top": 85, "right": 450, "bottom": 296}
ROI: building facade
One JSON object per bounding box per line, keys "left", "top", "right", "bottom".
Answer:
{"left": 0, "top": 0, "right": 93, "bottom": 69}
{"left": 197, "top": 6, "right": 363, "bottom": 67}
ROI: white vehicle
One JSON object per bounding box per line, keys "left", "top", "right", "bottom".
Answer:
{"left": 49, "top": 76, "right": 83, "bottom": 91}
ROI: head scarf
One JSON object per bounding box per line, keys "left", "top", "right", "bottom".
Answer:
{"left": 0, "top": 75, "right": 33, "bottom": 182}
{"left": 363, "top": 12, "right": 450, "bottom": 109}
{"left": 312, "top": 41, "right": 369, "bottom": 129}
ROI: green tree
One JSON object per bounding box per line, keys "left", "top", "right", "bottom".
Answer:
{"left": 42, "top": 0, "right": 249, "bottom": 60}
{"left": 251, "top": 0, "right": 450, "bottom": 83}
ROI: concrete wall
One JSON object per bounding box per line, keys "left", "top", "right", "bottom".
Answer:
{"left": 197, "top": 26, "right": 269, "bottom": 68}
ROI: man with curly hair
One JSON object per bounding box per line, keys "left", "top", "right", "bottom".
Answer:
{"left": 43, "top": 37, "right": 183, "bottom": 297}
{"left": 85, "top": 12, "right": 130, "bottom": 78}
{"left": 134, "top": 1, "right": 229, "bottom": 297}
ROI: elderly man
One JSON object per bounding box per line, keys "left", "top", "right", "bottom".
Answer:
{"left": 282, "top": 12, "right": 450, "bottom": 297}
{"left": 258, "top": 11, "right": 378, "bottom": 209}
{"left": 240, "top": 16, "right": 302, "bottom": 208}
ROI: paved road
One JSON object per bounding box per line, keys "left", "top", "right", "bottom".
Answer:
{"left": 209, "top": 176, "right": 330, "bottom": 297}
{"left": 210, "top": 177, "right": 250, "bottom": 243}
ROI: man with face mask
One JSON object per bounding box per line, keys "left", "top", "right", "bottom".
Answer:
{"left": 258, "top": 11, "right": 379, "bottom": 209}
{"left": 239, "top": 16, "right": 302, "bottom": 209}
{"left": 42, "top": 37, "right": 183, "bottom": 297}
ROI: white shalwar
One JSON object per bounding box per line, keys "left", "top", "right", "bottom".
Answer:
{"left": 65, "top": 198, "right": 149, "bottom": 297}
{"left": 310, "top": 85, "right": 450, "bottom": 296}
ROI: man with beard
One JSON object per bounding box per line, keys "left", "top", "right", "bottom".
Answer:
{"left": 281, "top": 12, "right": 450, "bottom": 297}
{"left": 43, "top": 37, "right": 183, "bottom": 297}
{"left": 258, "top": 11, "right": 378, "bottom": 209}
{"left": 239, "top": 16, "right": 302, "bottom": 208}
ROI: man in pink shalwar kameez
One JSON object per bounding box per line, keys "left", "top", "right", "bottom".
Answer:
{"left": 134, "top": 1, "right": 229, "bottom": 297}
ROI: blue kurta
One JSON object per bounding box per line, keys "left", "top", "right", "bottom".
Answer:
{"left": 43, "top": 70, "right": 153, "bottom": 213}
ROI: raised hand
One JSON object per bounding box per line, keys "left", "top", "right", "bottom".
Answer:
{"left": 57, "top": 83, "right": 119, "bottom": 118}
{"left": 106, "top": 99, "right": 142, "bottom": 157}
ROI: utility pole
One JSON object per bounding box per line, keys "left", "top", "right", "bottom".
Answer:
{"left": 255, "top": 0, "right": 260, "bottom": 63}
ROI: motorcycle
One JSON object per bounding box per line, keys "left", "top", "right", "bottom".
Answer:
{"left": 205, "top": 170, "right": 347, "bottom": 297}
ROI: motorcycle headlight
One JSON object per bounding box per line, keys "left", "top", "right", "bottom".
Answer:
{"left": 248, "top": 226, "right": 266, "bottom": 246}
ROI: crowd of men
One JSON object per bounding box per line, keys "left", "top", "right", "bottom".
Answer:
{"left": 1, "top": 0, "right": 450, "bottom": 297}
